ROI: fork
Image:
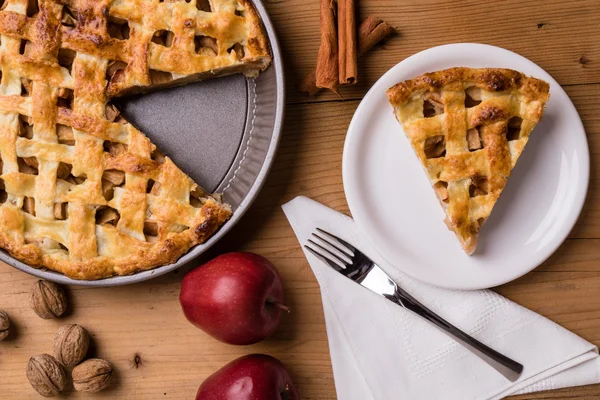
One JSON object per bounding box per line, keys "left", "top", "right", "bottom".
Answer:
{"left": 304, "top": 228, "right": 524, "bottom": 382}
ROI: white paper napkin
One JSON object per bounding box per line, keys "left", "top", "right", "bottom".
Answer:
{"left": 283, "top": 196, "right": 600, "bottom": 400}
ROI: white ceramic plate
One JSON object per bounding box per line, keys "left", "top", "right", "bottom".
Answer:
{"left": 343, "top": 43, "right": 589, "bottom": 290}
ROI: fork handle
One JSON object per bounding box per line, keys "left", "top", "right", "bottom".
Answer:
{"left": 390, "top": 287, "right": 523, "bottom": 382}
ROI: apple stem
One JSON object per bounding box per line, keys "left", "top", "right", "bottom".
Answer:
{"left": 268, "top": 300, "right": 291, "bottom": 313}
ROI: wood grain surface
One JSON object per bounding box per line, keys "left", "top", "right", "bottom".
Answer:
{"left": 1, "top": 0, "right": 599, "bottom": 398}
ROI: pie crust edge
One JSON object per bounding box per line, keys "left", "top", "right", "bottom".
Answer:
{"left": 387, "top": 67, "right": 550, "bottom": 108}
{"left": 0, "top": 198, "right": 231, "bottom": 280}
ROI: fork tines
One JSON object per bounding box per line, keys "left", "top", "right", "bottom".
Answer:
{"left": 304, "top": 228, "right": 355, "bottom": 271}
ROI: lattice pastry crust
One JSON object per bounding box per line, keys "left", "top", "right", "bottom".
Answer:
{"left": 0, "top": 0, "right": 272, "bottom": 279}
{"left": 387, "top": 68, "right": 550, "bottom": 255}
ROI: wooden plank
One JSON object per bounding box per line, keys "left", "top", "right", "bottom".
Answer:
{"left": 567, "top": 84, "right": 600, "bottom": 238}
{"left": 1, "top": 1, "right": 600, "bottom": 397}
{"left": 510, "top": 385, "right": 600, "bottom": 399}
{"left": 271, "top": 0, "right": 600, "bottom": 104}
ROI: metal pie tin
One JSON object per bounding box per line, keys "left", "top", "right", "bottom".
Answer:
{"left": 3, "top": 0, "right": 284, "bottom": 286}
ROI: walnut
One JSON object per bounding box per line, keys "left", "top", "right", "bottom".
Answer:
{"left": 72, "top": 358, "right": 113, "bottom": 393}
{"left": 26, "top": 354, "right": 66, "bottom": 398}
{"left": 53, "top": 324, "right": 90, "bottom": 368}
{"left": 29, "top": 280, "right": 67, "bottom": 320}
{"left": 0, "top": 310, "right": 10, "bottom": 340}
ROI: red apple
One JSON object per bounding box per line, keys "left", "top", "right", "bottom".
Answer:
{"left": 196, "top": 354, "right": 299, "bottom": 400}
{"left": 180, "top": 252, "right": 288, "bottom": 345}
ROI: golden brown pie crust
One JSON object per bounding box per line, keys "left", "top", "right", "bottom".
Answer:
{"left": 0, "top": 0, "right": 273, "bottom": 279}
{"left": 387, "top": 67, "right": 550, "bottom": 255}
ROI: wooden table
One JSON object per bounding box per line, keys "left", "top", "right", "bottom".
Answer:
{"left": 1, "top": 0, "right": 599, "bottom": 398}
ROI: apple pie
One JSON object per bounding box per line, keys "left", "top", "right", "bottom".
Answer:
{"left": 0, "top": 0, "right": 271, "bottom": 279}
{"left": 387, "top": 68, "right": 550, "bottom": 255}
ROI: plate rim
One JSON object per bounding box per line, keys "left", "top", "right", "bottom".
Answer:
{"left": 5, "top": 0, "right": 285, "bottom": 287}
{"left": 342, "top": 43, "right": 590, "bottom": 290}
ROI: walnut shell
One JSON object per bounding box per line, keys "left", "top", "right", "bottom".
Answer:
{"left": 53, "top": 324, "right": 90, "bottom": 367}
{"left": 29, "top": 280, "right": 67, "bottom": 319}
{"left": 0, "top": 310, "right": 10, "bottom": 340}
{"left": 72, "top": 358, "right": 113, "bottom": 392}
{"left": 26, "top": 354, "right": 66, "bottom": 398}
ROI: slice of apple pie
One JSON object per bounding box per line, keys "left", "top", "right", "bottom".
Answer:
{"left": 0, "top": 0, "right": 271, "bottom": 279}
{"left": 387, "top": 68, "right": 550, "bottom": 254}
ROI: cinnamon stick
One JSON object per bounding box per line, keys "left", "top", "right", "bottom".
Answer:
{"left": 315, "top": 0, "right": 339, "bottom": 94}
{"left": 300, "top": 16, "right": 395, "bottom": 96}
{"left": 357, "top": 16, "right": 395, "bottom": 55}
{"left": 338, "top": 0, "right": 357, "bottom": 85}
